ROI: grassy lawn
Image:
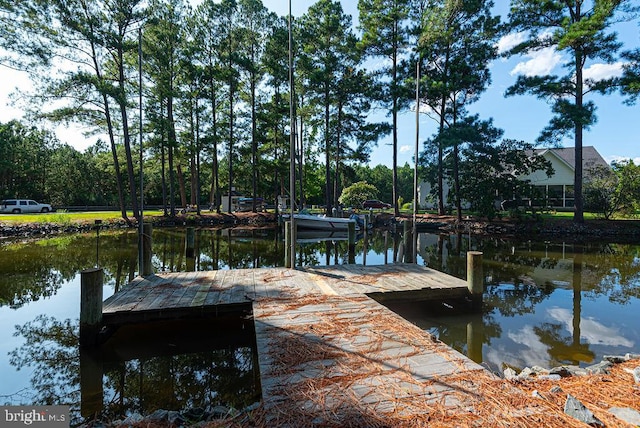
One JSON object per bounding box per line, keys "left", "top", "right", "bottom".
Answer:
{"left": 0, "top": 211, "right": 162, "bottom": 225}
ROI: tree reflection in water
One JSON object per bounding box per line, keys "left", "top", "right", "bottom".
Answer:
{"left": 9, "top": 315, "right": 260, "bottom": 426}
{"left": 3, "top": 227, "right": 640, "bottom": 416}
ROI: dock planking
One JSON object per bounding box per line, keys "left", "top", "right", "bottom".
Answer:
{"left": 100, "top": 264, "right": 491, "bottom": 424}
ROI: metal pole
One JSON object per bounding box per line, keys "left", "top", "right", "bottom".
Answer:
{"left": 288, "top": 0, "right": 296, "bottom": 268}
{"left": 138, "top": 27, "right": 145, "bottom": 276}
{"left": 412, "top": 60, "right": 420, "bottom": 264}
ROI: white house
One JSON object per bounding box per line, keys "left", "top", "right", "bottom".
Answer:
{"left": 417, "top": 146, "right": 609, "bottom": 210}
{"left": 518, "top": 146, "right": 609, "bottom": 209}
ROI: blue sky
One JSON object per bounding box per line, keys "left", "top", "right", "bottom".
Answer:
{"left": 0, "top": 0, "right": 638, "bottom": 167}
{"left": 272, "top": 0, "right": 640, "bottom": 167}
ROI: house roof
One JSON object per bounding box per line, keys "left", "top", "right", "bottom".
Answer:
{"left": 533, "top": 146, "right": 609, "bottom": 172}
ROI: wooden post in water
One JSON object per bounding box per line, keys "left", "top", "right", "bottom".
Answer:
{"left": 80, "top": 268, "right": 103, "bottom": 347}
{"left": 186, "top": 227, "right": 195, "bottom": 258}
{"left": 185, "top": 227, "right": 196, "bottom": 271}
{"left": 348, "top": 221, "right": 356, "bottom": 264}
{"left": 80, "top": 347, "right": 104, "bottom": 418}
{"left": 142, "top": 223, "right": 153, "bottom": 276}
{"left": 466, "top": 312, "right": 484, "bottom": 364}
{"left": 403, "top": 219, "right": 413, "bottom": 263}
{"left": 284, "top": 221, "right": 292, "bottom": 268}
{"left": 467, "top": 251, "right": 483, "bottom": 311}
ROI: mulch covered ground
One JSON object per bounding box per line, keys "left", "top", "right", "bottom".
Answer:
{"left": 203, "top": 357, "right": 639, "bottom": 427}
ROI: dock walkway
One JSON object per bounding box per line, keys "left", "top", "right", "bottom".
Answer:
{"left": 101, "top": 264, "right": 498, "bottom": 425}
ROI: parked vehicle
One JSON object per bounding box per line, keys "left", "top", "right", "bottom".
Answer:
{"left": 237, "top": 197, "right": 267, "bottom": 212}
{"left": 362, "top": 199, "right": 392, "bottom": 209}
{"left": 0, "top": 199, "right": 53, "bottom": 214}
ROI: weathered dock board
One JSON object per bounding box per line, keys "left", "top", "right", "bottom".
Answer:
{"left": 101, "top": 264, "right": 495, "bottom": 424}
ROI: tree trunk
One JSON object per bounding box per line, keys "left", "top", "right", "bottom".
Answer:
{"left": 228, "top": 83, "right": 235, "bottom": 213}
{"left": 209, "top": 87, "right": 220, "bottom": 213}
{"left": 88, "top": 30, "right": 128, "bottom": 222}
{"left": 392, "top": 19, "right": 399, "bottom": 216}
{"left": 168, "top": 94, "right": 177, "bottom": 217}
{"left": 298, "top": 100, "right": 305, "bottom": 208}
{"left": 251, "top": 71, "right": 258, "bottom": 212}
{"left": 324, "top": 83, "right": 332, "bottom": 215}
{"left": 117, "top": 45, "right": 139, "bottom": 221}
{"left": 177, "top": 164, "right": 187, "bottom": 209}
{"left": 574, "top": 49, "right": 584, "bottom": 223}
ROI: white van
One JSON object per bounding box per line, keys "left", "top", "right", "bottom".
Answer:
{"left": 0, "top": 199, "right": 53, "bottom": 213}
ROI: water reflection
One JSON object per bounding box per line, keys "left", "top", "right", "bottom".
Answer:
{"left": 7, "top": 314, "right": 259, "bottom": 425}
{"left": 1, "top": 227, "right": 639, "bottom": 413}
{"left": 400, "top": 234, "right": 639, "bottom": 372}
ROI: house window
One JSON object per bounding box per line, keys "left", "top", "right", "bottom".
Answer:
{"left": 548, "top": 185, "right": 563, "bottom": 207}
{"left": 564, "top": 185, "right": 574, "bottom": 208}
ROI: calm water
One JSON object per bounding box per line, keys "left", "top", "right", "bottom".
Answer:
{"left": 0, "top": 227, "right": 639, "bottom": 423}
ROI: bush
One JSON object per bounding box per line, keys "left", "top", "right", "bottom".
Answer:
{"left": 339, "top": 181, "right": 378, "bottom": 208}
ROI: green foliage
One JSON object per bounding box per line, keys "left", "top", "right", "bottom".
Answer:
{"left": 416, "top": 0, "right": 501, "bottom": 217}
{"left": 458, "top": 137, "right": 554, "bottom": 220}
{"left": 37, "top": 212, "right": 73, "bottom": 226}
{"left": 621, "top": 48, "right": 640, "bottom": 104}
{"left": 0, "top": 121, "right": 57, "bottom": 201}
{"left": 338, "top": 181, "right": 378, "bottom": 208}
{"left": 584, "top": 165, "right": 620, "bottom": 219}
{"left": 585, "top": 161, "right": 640, "bottom": 219}
{"left": 505, "top": 0, "right": 628, "bottom": 222}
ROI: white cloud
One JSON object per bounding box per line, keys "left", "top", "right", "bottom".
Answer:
{"left": 510, "top": 47, "right": 563, "bottom": 77}
{"left": 496, "top": 32, "right": 526, "bottom": 55}
{"left": 583, "top": 62, "right": 625, "bottom": 81}
{"left": 399, "top": 145, "right": 412, "bottom": 154}
{"left": 605, "top": 155, "right": 640, "bottom": 165}
{"left": 547, "top": 307, "right": 634, "bottom": 347}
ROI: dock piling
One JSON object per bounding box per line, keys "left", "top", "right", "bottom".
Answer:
{"left": 403, "top": 220, "right": 413, "bottom": 263}
{"left": 348, "top": 221, "right": 356, "bottom": 264}
{"left": 80, "top": 268, "right": 103, "bottom": 347}
{"left": 142, "top": 223, "right": 153, "bottom": 276}
{"left": 185, "top": 227, "right": 195, "bottom": 258}
{"left": 284, "top": 221, "right": 292, "bottom": 268}
{"left": 466, "top": 251, "right": 483, "bottom": 310}
{"left": 80, "top": 347, "right": 104, "bottom": 417}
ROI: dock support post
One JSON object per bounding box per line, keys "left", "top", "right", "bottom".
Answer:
{"left": 185, "top": 227, "right": 196, "bottom": 271}
{"left": 284, "top": 221, "right": 292, "bottom": 268}
{"left": 186, "top": 227, "right": 195, "bottom": 258}
{"left": 80, "top": 347, "right": 103, "bottom": 418}
{"left": 403, "top": 220, "right": 413, "bottom": 263}
{"left": 466, "top": 312, "right": 484, "bottom": 364}
{"left": 467, "top": 251, "right": 483, "bottom": 311}
{"left": 80, "top": 268, "right": 103, "bottom": 347}
{"left": 348, "top": 221, "right": 356, "bottom": 264}
{"left": 142, "top": 223, "right": 153, "bottom": 276}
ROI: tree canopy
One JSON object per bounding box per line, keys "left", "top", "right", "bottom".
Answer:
{"left": 0, "top": 0, "right": 638, "bottom": 217}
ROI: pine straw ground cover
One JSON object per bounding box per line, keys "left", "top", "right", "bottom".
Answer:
{"left": 204, "top": 290, "right": 640, "bottom": 428}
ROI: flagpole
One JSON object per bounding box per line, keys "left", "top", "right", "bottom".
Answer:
{"left": 288, "top": 0, "right": 296, "bottom": 268}
{"left": 413, "top": 59, "right": 420, "bottom": 264}
{"left": 138, "top": 26, "right": 145, "bottom": 275}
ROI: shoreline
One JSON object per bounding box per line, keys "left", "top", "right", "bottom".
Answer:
{"left": 3, "top": 211, "right": 640, "bottom": 242}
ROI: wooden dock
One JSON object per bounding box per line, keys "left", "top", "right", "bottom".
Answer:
{"left": 100, "top": 264, "right": 497, "bottom": 425}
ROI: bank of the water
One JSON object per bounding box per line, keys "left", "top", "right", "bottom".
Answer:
{"left": 2, "top": 226, "right": 640, "bottom": 426}
{"left": 5, "top": 211, "right": 640, "bottom": 241}
{"left": 0, "top": 212, "right": 277, "bottom": 240}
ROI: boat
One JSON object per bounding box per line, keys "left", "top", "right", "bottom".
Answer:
{"left": 283, "top": 212, "right": 359, "bottom": 231}
{"left": 295, "top": 230, "right": 349, "bottom": 244}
